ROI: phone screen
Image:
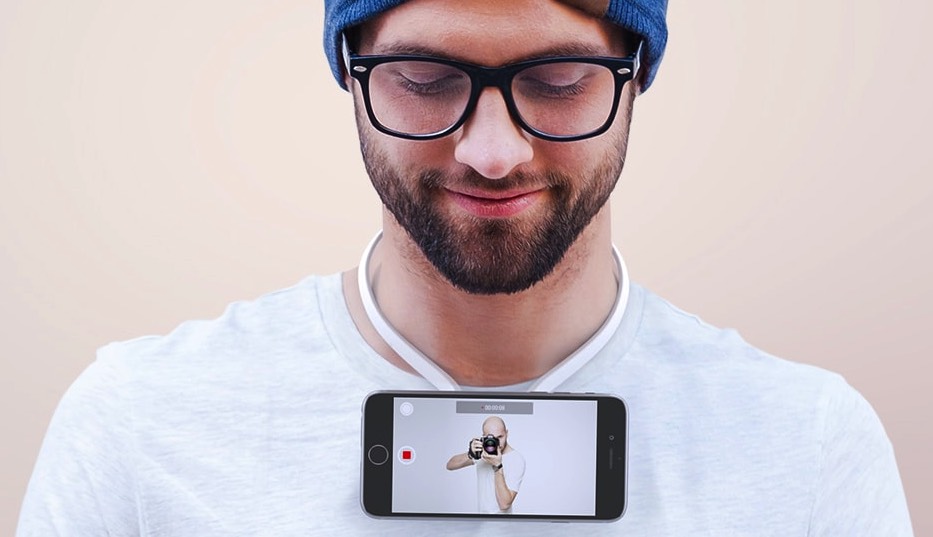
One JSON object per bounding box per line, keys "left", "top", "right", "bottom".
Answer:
{"left": 362, "top": 392, "right": 625, "bottom": 519}
{"left": 392, "top": 396, "right": 597, "bottom": 515}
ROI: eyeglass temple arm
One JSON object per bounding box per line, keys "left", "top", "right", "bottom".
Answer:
{"left": 341, "top": 33, "right": 352, "bottom": 74}
{"left": 633, "top": 40, "right": 643, "bottom": 76}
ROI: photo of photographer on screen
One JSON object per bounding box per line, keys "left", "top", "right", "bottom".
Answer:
{"left": 388, "top": 397, "right": 597, "bottom": 516}
{"left": 445, "top": 416, "right": 527, "bottom": 514}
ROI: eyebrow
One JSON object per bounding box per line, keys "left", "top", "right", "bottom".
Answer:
{"left": 370, "top": 41, "right": 611, "bottom": 64}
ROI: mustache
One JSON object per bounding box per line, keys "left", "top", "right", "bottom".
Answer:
{"left": 418, "top": 168, "right": 573, "bottom": 193}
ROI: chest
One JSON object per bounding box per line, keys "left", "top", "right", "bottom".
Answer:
{"left": 131, "top": 391, "right": 815, "bottom": 536}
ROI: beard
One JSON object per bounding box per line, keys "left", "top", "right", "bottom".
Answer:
{"left": 355, "top": 102, "right": 632, "bottom": 295}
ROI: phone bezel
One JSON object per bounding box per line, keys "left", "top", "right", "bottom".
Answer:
{"left": 360, "top": 390, "right": 627, "bottom": 521}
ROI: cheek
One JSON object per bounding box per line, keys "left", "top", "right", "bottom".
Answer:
{"left": 372, "top": 133, "right": 456, "bottom": 176}
{"left": 398, "top": 139, "right": 453, "bottom": 167}
{"left": 537, "top": 140, "right": 611, "bottom": 174}
{"left": 548, "top": 142, "right": 594, "bottom": 162}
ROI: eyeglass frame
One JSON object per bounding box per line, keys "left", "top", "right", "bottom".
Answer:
{"left": 342, "top": 35, "right": 642, "bottom": 142}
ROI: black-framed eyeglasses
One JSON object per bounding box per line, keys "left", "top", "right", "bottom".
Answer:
{"left": 343, "top": 38, "right": 641, "bottom": 142}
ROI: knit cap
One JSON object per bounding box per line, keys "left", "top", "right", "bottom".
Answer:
{"left": 323, "top": 0, "right": 668, "bottom": 92}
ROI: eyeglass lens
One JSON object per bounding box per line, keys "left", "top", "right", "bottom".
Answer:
{"left": 366, "top": 60, "right": 616, "bottom": 138}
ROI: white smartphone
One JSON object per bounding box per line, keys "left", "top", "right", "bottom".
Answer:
{"left": 361, "top": 390, "right": 627, "bottom": 521}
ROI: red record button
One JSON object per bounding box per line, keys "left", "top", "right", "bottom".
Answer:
{"left": 397, "top": 446, "right": 416, "bottom": 465}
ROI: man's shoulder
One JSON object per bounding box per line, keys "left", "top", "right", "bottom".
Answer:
{"left": 632, "top": 282, "right": 835, "bottom": 380}
{"left": 79, "top": 273, "right": 348, "bottom": 405}
{"left": 99, "top": 273, "right": 339, "bottom": 368}
{"left": 590, "top": 283, "right": 852, "bottom": 414}
{"left": 504, "top": 449, "right": 526, "bottom": 464}
{"left": 64, "top": 273, "right": 349, "bottom": 422}
{"left": 586, "top": 284, "right": 911, "bottom": 535}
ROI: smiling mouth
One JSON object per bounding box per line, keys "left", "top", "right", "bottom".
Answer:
{"left": 445, "top": 188, "right": 546, "bottom": 218}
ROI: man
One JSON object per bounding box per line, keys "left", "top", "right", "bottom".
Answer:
{"left": 18, "top": 0, "right": 913, "bottom": 535}
{"left": 446, "top": 416, "right": 526, "bottom": 514}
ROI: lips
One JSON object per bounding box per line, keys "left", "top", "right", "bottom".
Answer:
{"left": 446, "top": 187, "right": 545, "bottom": 218}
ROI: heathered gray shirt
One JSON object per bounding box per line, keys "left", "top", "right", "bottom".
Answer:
{"left": 18, "top": 274, "right": 913, "bottom": 536}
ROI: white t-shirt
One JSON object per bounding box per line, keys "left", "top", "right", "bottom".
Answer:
{"left": 17, "top": 274, "right": 914, "bottom": 536}
{"left": 476, "top": 450, "right": 526, "bottom": 514}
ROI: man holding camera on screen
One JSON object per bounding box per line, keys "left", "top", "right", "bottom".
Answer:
{"left": 446, "top": 416, "right": 526, "bottom": 514}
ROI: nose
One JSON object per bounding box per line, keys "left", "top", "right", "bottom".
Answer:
{"left": 454, "top": 88, "right": 534, "bottom": 179}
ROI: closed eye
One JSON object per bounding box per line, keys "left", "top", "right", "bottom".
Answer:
{"left": 516, "top": 78, "right": 588, "bottom": 98}
{"left": 397, "top": 73, "right": 465, "bottom": 96}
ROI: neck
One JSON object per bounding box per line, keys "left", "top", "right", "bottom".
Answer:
{"left": 343, "top": 209, "right": 618, "bottom": 387}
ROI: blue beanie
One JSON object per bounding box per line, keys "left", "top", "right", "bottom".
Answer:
{"left": 323, "top": 0, "right": 668, "bottom": 92}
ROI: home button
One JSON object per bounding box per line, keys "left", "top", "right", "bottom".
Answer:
{"left": 367, "top": 445, "right": 389, "bottom": 465}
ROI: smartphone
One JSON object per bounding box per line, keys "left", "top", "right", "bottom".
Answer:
{"left": 361, "top": 391, "right": 627, "bottom": 521}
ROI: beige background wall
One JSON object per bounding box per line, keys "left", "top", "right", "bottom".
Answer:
{"left": 1, "top": 0, "right": 930, "bottom": 534}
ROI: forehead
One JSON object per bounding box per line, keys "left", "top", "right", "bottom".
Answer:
{"left": 357, "top": 0, "right": 626, "bottom": 64}
{"left": 483, "top": 419, "right": 506, "bottom": 434}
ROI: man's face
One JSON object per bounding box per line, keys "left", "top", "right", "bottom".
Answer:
{"left": 350, "top": 0, "right": 636, "bottom": 295}
{"left": 483, "top": 419, "right": 509, "bottom": 451}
